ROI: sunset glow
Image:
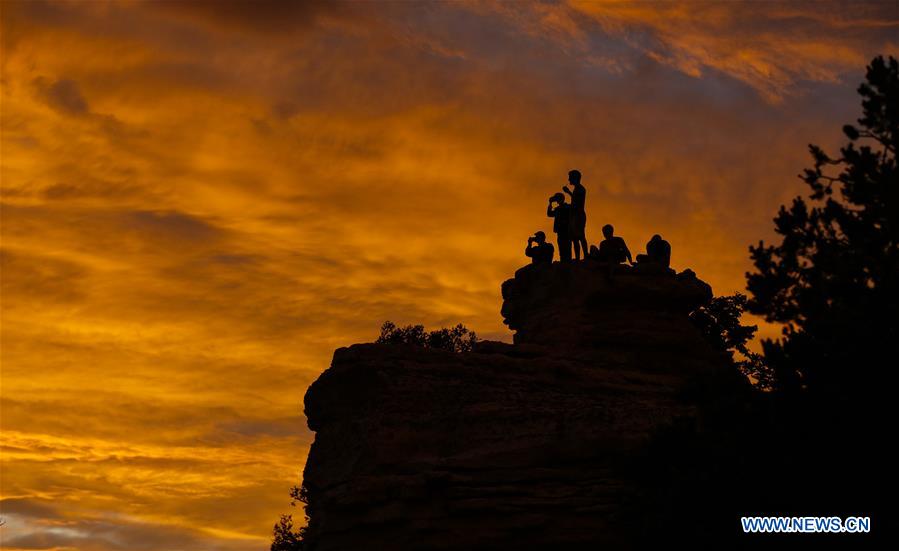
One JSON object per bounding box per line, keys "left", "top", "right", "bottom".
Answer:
{"left": 2, "top": 1, "right": 897, "bottom": 549}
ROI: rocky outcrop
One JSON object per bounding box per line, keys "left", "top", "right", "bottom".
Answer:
{"left": 300, "top": 262, "right": 729, "bottom": 550}
{"left": 501, "top": 261, "right": 711, "bottom": 348}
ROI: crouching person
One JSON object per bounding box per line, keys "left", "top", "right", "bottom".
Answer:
{"left": 635, "top": 234, "right": 672, "bottom": 268}
{"left": 525, "top": 231, "right": 554, "bottom": 265}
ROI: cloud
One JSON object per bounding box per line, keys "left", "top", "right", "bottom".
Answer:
{"left": 0, "top": 498, "right": 63, "bottom": 520}
{"left": 124, "top": 210, "right": 224, "bottom": 243}
{"left": 33, "top": 77, "right": 89, "bottom": 115}
{"left": 564, "top": 0, "right": 899, "bottom": 102}
{"left": 0, "top": 1, "right": 893, "bottom": 550}
{"left": 1, "top": 500, "right": 262, "bottom": 551}
{"left": 146, "top": 0, "right": 344, "bottom": 35}
{"left": 0, "top": 248, "right": 87, "bottom": 303}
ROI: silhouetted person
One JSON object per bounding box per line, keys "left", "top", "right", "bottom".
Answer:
{"left": 562, "top": 170, "right": 588, "bottom": 260}
{"left": 593, "top": 224, "right": 632, "bottom": 264}
{"left": 547, "top": 192, "right": 572, "bottom": 262}
{"left": 525, "top": 231, "right": 554, "bottom": 265}
{"left": 636, "top": 234, "right": 671, "bottom": 268}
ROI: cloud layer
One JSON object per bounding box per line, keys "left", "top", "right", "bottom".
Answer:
{"left": 2, "top": 1, "right": 896, "bottom": 549}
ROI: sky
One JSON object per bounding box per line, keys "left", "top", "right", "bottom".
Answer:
{"left": 1, "top": 1, "right": 897, "bottom": 549}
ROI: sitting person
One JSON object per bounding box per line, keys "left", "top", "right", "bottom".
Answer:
{"left": 524, "top": 231, "right": 554, "bottom": 265}
{"left": 590, "top": 224, "right": 632, "bottom": 264}
{"left": 636, "top": 234, "right": 671, "bottom": 268}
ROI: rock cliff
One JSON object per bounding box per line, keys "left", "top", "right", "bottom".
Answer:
{"left": 300, "top": 262, "right": 730, "bottom": 550}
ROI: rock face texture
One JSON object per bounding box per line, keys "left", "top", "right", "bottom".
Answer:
{"left": 301, "top": 262, "right": 728, "bottom": 550}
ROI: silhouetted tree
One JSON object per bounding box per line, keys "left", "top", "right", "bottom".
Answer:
{"left": 746, "top": 55, "right": 898, "bottom": 400}
{"left": 376, "top": 321, "right": 478, "bottom": 352}
{"left": 271, "top": 515, "right": 303, "bottom": 551}
{"left": 689, "top": 293, "right": 772, "bottom": 388}
{"left": 646, "top": 60, "right": 896, "bottom": 541}
{"left": 271, "top": 485, "right": 308, "bottom": 551}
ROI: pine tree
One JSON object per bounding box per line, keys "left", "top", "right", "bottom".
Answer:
{"left": 747, "top": 55, "right": 898, "bottom": 402}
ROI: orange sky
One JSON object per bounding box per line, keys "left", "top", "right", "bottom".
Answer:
{"left": 1, "top": 1, "right": 897, "bottom": 549}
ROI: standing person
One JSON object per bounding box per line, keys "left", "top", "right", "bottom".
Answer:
{"left": 563, "top": 170, "right": 588, "bottom": 260}
{"left": 547, "top": 192, "right": 572, "bottom": 262}
{"left": 524, "top": 231, "right": 554, "bottom": 265}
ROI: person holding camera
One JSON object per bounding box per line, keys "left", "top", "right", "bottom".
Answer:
{"left": 525, "top": 231, "right": 554, "bottom": 265}
{"left": 547, "top": 192, "right": 572, "bottom": 262}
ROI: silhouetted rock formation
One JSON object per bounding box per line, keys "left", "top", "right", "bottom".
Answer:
{"left": 502, "top": 262, "right": 710, "bottom": 349}
{"left": 301, "top": 263, "right": 729, "bottom": 550}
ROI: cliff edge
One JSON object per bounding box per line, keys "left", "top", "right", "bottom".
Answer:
{"left": 300, "top": 262, "right": 729, "bottom": 550}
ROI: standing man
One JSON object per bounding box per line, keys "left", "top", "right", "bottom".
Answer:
{"left": 547, "top": 192, "right": 572, "bottom": 262}
{"left": 563, "top": 170, "right": 588, "bottom": 260}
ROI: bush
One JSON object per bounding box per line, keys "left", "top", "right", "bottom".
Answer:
{"left": 689, "top": 293, "right": 771, "bottom": 389}
{"left": 376, "top": 321, "right": 478, "bottom": 352}
{"left": 270, "top": 485, "right": 308, "bottom": 551}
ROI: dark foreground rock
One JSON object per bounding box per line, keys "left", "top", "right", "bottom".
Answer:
{"left": 300, "top": 262, "right": 730, "bottom": 550}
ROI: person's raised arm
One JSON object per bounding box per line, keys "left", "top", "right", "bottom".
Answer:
{"left": 547, "top": 202, "right": 555, "bottom": 217}
{"left": 562, "top": 186, "right": 573, "bottom": 197}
